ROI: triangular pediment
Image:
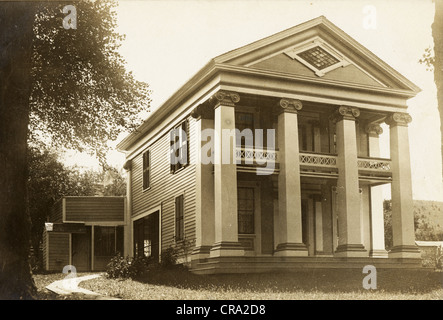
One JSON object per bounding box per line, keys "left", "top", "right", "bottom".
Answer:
{"left": 248, "top": 37, "right": 385, "bottom": 88}
{"left": 212, "top": 16, "right": 420, "bottom": 93}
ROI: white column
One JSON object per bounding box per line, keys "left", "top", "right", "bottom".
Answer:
{"left": 191, "top": 105, "right": 215, "bottom": 261}
{"left": 123, "top": 160, "right": 133, "bottom": 258}
{"left": 275, "top": 98, "right": 308, "bottom": 256}
{"left": 366, "top": 124, "right": 388, "bottom": 258}
{"left": 334, "top": 106, "right": 367, "bottom": 257}
{"left": 210, "top": 91, "right": 244, "bottom": 257}
{"left": 386, "top": 113, "right": 421, "bottom": 259}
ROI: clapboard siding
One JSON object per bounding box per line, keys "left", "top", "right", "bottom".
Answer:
{"left": 131, "top": 115, "right": 197, "bottom": 252}
{"left": 50, "top": 199, "right": 63, "bottom": 223}
{"left": 47, "top": 233, "right": 70, "bottom": 271}
{"left": 64, "top": 197, "right": 125, "bottom": 222}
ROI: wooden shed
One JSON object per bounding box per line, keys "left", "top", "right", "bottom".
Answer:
{"left": 43, "top": 196, "right": 126, "bottom": 272}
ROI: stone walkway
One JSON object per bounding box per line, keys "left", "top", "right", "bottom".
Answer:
{"left": 46, "top": 273, "right": 120, "bottom": 300}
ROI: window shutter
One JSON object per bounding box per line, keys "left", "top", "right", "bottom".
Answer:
{"left": 170, "top": 129, "right": 176, "bottom": 172}
{"left": 142, "top": 150, "right": 150, "bottom": 189}
{"left": 181, "top": 121, "right": 188, "bottom": 166}
{"left": 175, "top": 195, "right": 184, "bottom": 240}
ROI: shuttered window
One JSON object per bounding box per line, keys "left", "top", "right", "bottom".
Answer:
{"left": 142, "top": 150, "right": 150, "bottom": 190}
{"left": 175, "top": 195, "right": 184, "bottom": 241}
{"left": 170, "top": 121, "right": 188, "bottom": 173}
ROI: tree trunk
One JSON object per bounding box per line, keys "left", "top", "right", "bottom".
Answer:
{"left": 0, "top": 2, "right": 38, "bottom": 299}
{"left": 433, "top": 0, "right": 443, "bottom": 180}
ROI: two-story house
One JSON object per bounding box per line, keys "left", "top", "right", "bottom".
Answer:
{"left": 117, "top": 16, "right": 422, "bottom": 274}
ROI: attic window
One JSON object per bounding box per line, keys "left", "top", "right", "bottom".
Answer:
{"left": 297, "top": 46, "right": 340, "bottom": 70}
{"left": 284, "top": 38, "right": 350, "bottom": 77}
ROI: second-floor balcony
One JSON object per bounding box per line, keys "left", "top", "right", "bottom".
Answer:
{"left": 234, "top": 147, "right": 392, "bottom": 182}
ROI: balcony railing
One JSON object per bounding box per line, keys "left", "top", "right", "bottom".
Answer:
{"left": 299, "top": 152, "right": 338, "bottom": 170}
{"left": 234, "top": 149, "right": 392, "bottom": 179}
{"left": 235, "top": 147, "right": 278, "bottom": 165}
{"left": 357, "top": 157, "right": 392, "bottom": 177}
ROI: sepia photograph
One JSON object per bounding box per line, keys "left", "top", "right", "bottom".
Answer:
{"left": 0, "top": 0, "right": 442, "bottom": 311}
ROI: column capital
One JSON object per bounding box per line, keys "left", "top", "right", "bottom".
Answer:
{"left": 191, "top": 103, "right": 213, "bottom": 120}
{"left": 277, "top": 98, "right": 303, "bottom": 114}
{"left": 385, "top": 112, "right": 412, "bottom": 127}
{"left": 331, "top": 105, "right": 360, "bottom": 122}
{"left": 210, "top": 90, "right": 240, "bottom": 108}
{"left": 365, "top": 123, "right": 383, "bottom": 136}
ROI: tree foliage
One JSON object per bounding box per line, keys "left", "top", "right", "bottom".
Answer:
{"left": 30, "top": 0, "right": 151, "bottom": 162}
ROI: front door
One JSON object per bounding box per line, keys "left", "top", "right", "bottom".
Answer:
{"left": 72, "top": 227, "right": 91, "bottom": 271}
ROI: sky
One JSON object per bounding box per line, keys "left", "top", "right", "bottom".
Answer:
{"left": 64, "top": 0, "right": 443, "bottom": 201}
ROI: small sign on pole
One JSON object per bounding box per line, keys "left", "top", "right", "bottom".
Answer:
{"left": 45, "top": 223, "right": 53, "bottom": 231}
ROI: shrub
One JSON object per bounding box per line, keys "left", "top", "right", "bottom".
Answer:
{"left": 160, "top": 246, "right": 178, "bottom": 269}
{"left": 106, "top": 253, "right": 132, "bottom": 279}
{"left": 129, "top": 255, "right": 152, "bottom": 278}
{"left": 106, "top": 253, "right": 152, "bottom": 279}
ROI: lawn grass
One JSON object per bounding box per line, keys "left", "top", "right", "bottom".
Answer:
{"left": 71, "top": 267, "right": 443, "bottom": 300}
